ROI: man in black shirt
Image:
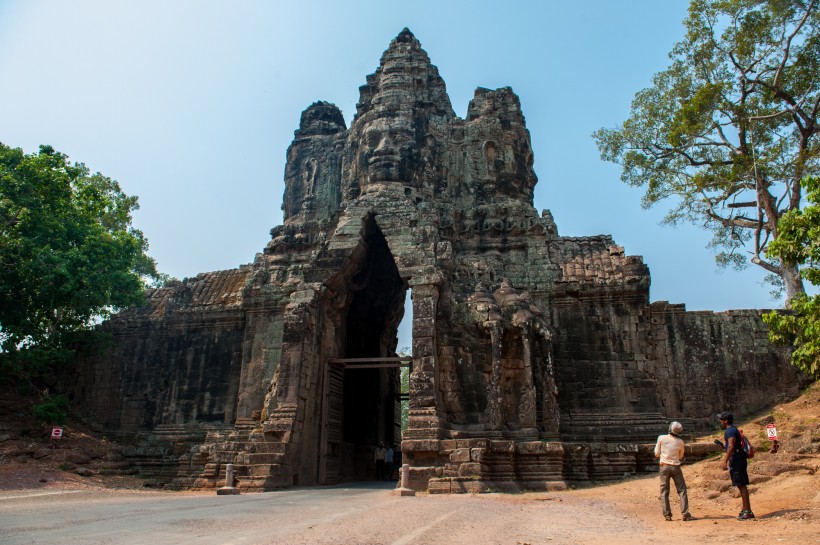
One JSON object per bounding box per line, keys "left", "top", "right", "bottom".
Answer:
{"left": 718, "top": 411, "right": 754, "bottom": 520}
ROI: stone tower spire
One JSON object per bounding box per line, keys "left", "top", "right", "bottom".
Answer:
{"left": 342, "top": 29, "right": 456, "bottom": 197}
{"left": 354, "top": 28, "right": 455, "bottom": 121}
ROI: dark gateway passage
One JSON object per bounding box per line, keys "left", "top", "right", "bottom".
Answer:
{"left": 334, "top": 218, "right": 405, "bottom": 482}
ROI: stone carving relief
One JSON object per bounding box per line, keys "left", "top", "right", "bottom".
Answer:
{"left": 467, "top": 279, "right": 558, "bottom": 435}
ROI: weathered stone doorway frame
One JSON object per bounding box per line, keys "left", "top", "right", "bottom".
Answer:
{"left": 319, "top": 356, "right": 413, "bottom": 484}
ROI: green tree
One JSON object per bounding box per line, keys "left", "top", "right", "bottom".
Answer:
{"left": 594, "top": 0, "right": 820, "bottom": 302}
{"left": 763, "top": 175, "right": 820, "bottom": 377}
{"left": 0, "top": 143, "right": 158, "bottom": 392}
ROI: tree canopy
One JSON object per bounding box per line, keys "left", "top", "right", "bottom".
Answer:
{"left": 764, "top": 175, "right": 820, "bottom": 377}
{"left": 594, "top": 0, "right": 820, "bottom": 302}
{"left": 0, "top": 143, "right": 157, "bottom": 384}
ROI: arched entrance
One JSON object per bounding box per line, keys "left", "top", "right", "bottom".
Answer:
{"left": 319, "top": 216, "right": 408, "bottom": 483}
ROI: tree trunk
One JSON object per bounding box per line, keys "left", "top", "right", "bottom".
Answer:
{"left": 782, "top": 262, "right": 806, "bottom": 306}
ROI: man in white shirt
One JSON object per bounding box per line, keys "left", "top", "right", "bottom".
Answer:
{"left": 654, "top": 421, "right": 694, "bottom": 521}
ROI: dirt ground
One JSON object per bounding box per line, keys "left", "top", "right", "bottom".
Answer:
{"left": 570, "top": 380, "right": 820, "bottom": 542}
{"left": 1, "top": 382, "right": 818, "bottom": 544}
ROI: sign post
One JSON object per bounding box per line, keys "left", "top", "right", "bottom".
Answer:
{"left": 50, "top": 426, "right": 63, "bottom": 449}
{"left": 765, "top": 423, "right": 778, "bottom": 441}
{"left": 766, "top": 423, "right": 779, "bottom": 453}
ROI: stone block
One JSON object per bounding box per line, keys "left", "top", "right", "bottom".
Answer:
{"left": 402, "top": 440, "right": 439, "bottom": 452}
{"left": 451, "top": 480, "right": 485, "bottom": 494}
{"left": 427, "top": 479, "right": 451, "bottom": 494}
{"left": 687, "top": 441, "right": 721, "bottom": 457}
{"left": 442, "top": 464, "right": 459, "bottom": 477}
{"left": 253, "top": 442, "right": 287, "bottom": 454}
{"left": 245, "top": 452, "right": 287, "bottom": 465}
{"left": 457, "top": 463, "right": 482, "bottom": 477}
{"left": 216, "top": 485, "right": 240, "bottom": 495}
{"left": 449, "top": 448, "right": 471, "bottom": 462}
{"left": 458, "top": 439, "right": 488, "bottom": 449}
{"left": 515, "top": 441, "right": 547, "bottom": 455}
{"left": 262, "top": 420, "right": 293, "bottom": 434}
{"left": 470, "top": 448, "right": 488, "bottom": 462}
{"left": 488, "top": 440, "right": 515, "bottom": 453}
{"left": 439, "top": 439, "right": 457, "bottom": 452}
{"left": 192, "top": 478, "right": 216, "bottom": 488}
{"left": 408, "top": 466, "right": 438, "bottom": 481}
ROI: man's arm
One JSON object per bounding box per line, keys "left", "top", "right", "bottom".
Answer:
{"left": 721, "top": 436, "right": 736, "bottom": 470}
{"left": 654, "top": 436, "right": 662, "bottom": 458}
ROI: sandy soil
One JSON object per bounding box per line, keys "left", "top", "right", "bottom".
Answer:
{"left": 1, "top": 382, "right": 818, "bottom": 544}
{"left": 569, "top": 381, "right": 820, "bottom": 542}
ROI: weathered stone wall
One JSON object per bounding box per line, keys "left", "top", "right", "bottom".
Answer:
{"left": 68, "top": 268, "right": 250, "bottom": 434}
{"left": 647, "top": 304, "right": 801, "bottom": 429}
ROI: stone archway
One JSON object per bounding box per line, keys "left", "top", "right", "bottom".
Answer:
{"left": 319, "top": 216, "right": 408, "bottom": 483}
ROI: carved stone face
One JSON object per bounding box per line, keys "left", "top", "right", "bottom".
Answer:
{"left": 355, "top": 114, "right": 420, "bottom": 185}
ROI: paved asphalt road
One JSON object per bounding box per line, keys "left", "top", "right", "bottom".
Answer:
{"left": 0, "top": 482, "right": 642, "bottom": 545}
{"left": 0, "top": 482, "right": 396, "bottom": 545}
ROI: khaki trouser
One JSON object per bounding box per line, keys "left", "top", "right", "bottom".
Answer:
{"left": 659, "top": 464, "right": 690, "bottom": 517}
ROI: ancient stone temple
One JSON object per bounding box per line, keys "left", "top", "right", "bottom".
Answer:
{"left": 67, "top": 29, "right": 803, "bottom": 492}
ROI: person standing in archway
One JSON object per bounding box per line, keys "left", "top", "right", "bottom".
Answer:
{"left": 385, "top": 444, "right": 395, "bottom": 481}
{"left": 374, "top": 442, "right": 387, "bottom": 480}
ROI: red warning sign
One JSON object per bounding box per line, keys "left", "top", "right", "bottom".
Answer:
{"left": 51, "top": 426, "right": 63, "bottom": 440}
{"left": 766, "top": 423, "right": 778, "bottom": 441}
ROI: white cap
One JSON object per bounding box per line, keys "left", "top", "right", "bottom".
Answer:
{"left": 669, "top": 421, "right": 683, "bottom": 434}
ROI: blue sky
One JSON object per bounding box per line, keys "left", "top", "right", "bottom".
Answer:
{"left": 0, "top": 0, "right": 787, "bottom": 339}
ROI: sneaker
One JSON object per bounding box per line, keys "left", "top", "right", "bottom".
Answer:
{"left": 682, "top": 513, "right": 694, "bottom": 521}
{"left": 738, "top": 511, "right": 755, "bottom": 520}
{"left": 664, "top": 515, "right": 672, "bottom": 521}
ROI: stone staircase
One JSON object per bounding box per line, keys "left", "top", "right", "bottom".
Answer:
{"left": 120, "top": 424, "right": 225, "bottom": 483}
{"left": 170, "top": 411, "right": 298, "bottom": 491}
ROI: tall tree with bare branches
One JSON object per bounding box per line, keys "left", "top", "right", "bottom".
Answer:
{"left": 594, "top": 0, "right": 819, "bottom": 302}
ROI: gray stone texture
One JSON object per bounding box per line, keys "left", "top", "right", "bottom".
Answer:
{"left": 65, "top": 29, "right": 805, "bottom": 492}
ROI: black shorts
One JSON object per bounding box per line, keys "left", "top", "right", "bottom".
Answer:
{"left": 729, "top": 455, "right": 749, "bottom": 487}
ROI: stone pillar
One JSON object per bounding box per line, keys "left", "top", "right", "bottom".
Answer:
{"left": 405, "top": 283, "right": 442, "bottom": 439}
{"left": 484, "top": 323, "right": 502, "bottom": 431}
{"left": 519, "top": 330, "right": 537, "bottom": 429}
{"left": 392, "top": 463, "right": 416, "bottom": 496}
{"left": 541, "top": 349, "right": 560, "bottom": 436}
{"left": 216, "top": 463, "right": 240, "bottom": 495}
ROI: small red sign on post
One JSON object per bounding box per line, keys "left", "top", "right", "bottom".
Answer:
{"left": 766, "top": 423, "right": 778, "bottom": 441}
{"left": 51, "top": 426, "right": 63, "bottom": 440}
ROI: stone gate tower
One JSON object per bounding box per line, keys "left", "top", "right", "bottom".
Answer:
{"left": 68, "top": 29, "right": 802, "bottom": 492}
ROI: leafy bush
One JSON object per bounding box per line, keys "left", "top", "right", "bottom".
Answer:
{"left": 33, "top": 393, "right": 69, "bottom": 426}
